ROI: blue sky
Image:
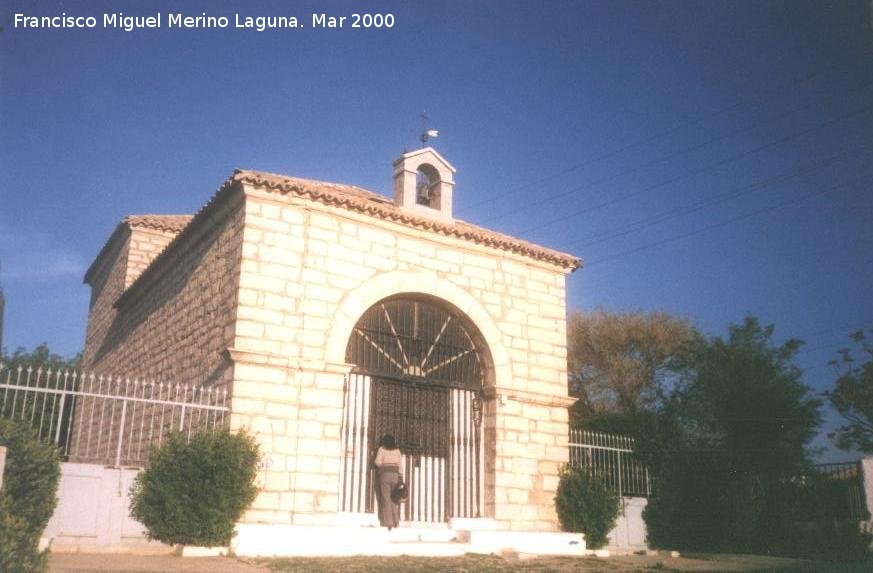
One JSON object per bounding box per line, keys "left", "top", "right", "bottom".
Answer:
{"left": 1, "top": 0, "right": 871, "bottom": 461}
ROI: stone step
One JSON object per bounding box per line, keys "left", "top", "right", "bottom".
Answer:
{"left": 463, "top": 530, "right": 586, "bottom": 556}
{"left": 232, "top": 524, "right": 588, "bottom": 558}
{"left": 387, "top": 527, "right": 459, "bottom": 543}
{"left": 379, "top": 541, "right": 470, "bottom": 557}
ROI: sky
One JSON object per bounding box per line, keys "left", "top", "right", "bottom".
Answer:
{"left": 1, "top": 0, "right": 871, "bottom": 462}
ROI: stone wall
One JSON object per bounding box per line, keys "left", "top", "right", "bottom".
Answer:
{"left": 229, "top": 184, "right": 573, "bottom": 531}
{"left": 82, "top": 197, "right": 245, "bottom": 387}
{"left": 79, "top": 175, "right": 575, "bottom": 531}
{"left": 124, "top": 226, "right": 181, "bottom": 290}
{"left": 82, "top": 228, "right": 130, "bottom": 370}
{"left": 83, "top": 224, "right": 182, "bottom": 369}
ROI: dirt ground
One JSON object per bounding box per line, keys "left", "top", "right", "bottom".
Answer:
{"left": 49, "top": 552, "right": 869, "bottom": 573}
{"left": 48, "top": 553, "right": 267, "bottom": 573}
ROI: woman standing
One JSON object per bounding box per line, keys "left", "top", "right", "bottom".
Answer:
{"left": 374, "top": 434, "right": 402, "bottom": 530}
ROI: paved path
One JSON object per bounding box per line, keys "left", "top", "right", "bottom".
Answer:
{"left": 49, "top": 553, "right": 269, "bottom": 573}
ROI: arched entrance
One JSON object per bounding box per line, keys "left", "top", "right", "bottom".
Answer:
{"left": 339, "top": 295, "right": 487, "bottom": 523}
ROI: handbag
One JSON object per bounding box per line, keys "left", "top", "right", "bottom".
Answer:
{"left": 391, "top": 480, "right": 408, "bottom": 503}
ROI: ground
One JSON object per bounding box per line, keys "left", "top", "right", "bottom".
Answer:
{"left": 48, "top": 553, "right": 870, "bottom": 573}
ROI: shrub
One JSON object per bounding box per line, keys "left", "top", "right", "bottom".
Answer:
{"left": 644, "top": 450, "right": 755, "bottom": 552}
{"left": 554, "top": 464, "right": 620, "bottom": 549}
{"left": 645, "top": 451, "right": 873, "bottom": 560}
{"left": 0, "top": 418, "right": 61, "bottom": 573}
{"left": 129, "top": 428, "right": 260, "bottom": 547}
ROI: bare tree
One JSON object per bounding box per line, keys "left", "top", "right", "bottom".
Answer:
{"left": 567, "top": 309, "right": 695, "bottom": 423}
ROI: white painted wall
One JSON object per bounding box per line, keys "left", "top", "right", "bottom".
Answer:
{"left": 862, "top": 457, "right": 873, "bottom": 534}
{"left": 607, "top": 497, "right": 648, "bottom": 551}
{"left": 41, "top": 463, "right": 171, "bottom": 554}
{"left": 41, "top": 462, "right": 648, "bottom": 555}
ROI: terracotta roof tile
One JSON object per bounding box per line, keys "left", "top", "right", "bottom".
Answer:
{"left": 111, "top": 167, "right": 580, "bottom": 308}
{"left": 233, "top": 169, "right": 581, "bottom": 269}
{"left": 84, "top": 215, "right": 192, "bottom": 283}
{"left": 124, "top": 215, "right": 193, "bottom": 233}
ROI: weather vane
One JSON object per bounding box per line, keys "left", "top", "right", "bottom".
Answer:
{"left": 419, "top": 111, "right": 439, "bottom": 146}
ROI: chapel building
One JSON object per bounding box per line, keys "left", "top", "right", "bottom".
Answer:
{"left": 81, "top": 148, "right": 580, "bottom": 552}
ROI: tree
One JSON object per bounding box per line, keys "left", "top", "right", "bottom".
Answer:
{"left": 644, "top": 316, "right": 823, "bottom": 553}
{"left": 0, "top": 344, "right": 82, "bottom": 449}
{"left": 1, "top": 343, "right": 81, "bottom": 373}
{"left": 566, "top": 310, "right": 695, "bottom": 426}
{"left": 827, "top": 328, "right": 873, "bottom": 453}
{"left": 670, "top": 316, "right": 821, "bottom": 474}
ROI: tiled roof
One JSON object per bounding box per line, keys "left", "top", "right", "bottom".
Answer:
{"left": 125, "top": 215, "right": 193, "bottom": 233}
{"left": 83, "top": 215, "right": 192, "bottom": 284}
{"left": 234, "top": 169, "right": 581, "bottom": 269}
{"left": 106, "top": 167, "right": 581, "bottom": 307}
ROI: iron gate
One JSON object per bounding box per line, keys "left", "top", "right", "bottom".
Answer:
{"left": 339, "top": 374, "right": 482, "bottom": 521}
{"left": 339, "top": 297, "right": 485, "bottom": 522}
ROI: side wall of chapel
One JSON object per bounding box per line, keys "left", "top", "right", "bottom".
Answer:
{"left": 82, "top": 199, "right": 246, "bottom": 388}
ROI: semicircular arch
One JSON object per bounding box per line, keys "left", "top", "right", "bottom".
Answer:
{"left": 325, "top": 271, "right": 510, "bottom": 388}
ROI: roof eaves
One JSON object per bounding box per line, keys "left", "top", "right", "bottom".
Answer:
{"left": 83, "top": 215, "right": 193, "bottom": 285}
{"left": 83, "top": 222, "right": 131, "bottom": 285}
{"left": 113, "top": 176, "right": 243, "bottom": 309}
{"left": 234, "top": 169, "right": 581, "bottom": 270}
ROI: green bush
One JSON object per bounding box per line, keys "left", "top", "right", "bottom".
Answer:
{"left": 0, "top": 418, "right": 61, "bottom": 573}
{"left": 644, "top": 450, "right": 755, "bottom": 552}
{"left": 129, "top": 428, "right": 260, "bottom": 547}
{"left": 645, "top": 451, "right": 873, "bottom": 560}
{"left": 554, "top": 464, "right": 620, "bottom": 549}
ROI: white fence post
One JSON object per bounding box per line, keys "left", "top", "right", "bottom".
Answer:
{"left": 0, "top": 363, "right": 229, "bottom": 468}
{"left": 568, "top": 429, "right": 651, "bottom": 497}
{"left": 0, "top": 445, "right": 6, "bottom": 491}
{"left": 114, "top": 400, "right": 128, "bottom": 467}
{"left": 861, "top": 457, "right": 873, "bottom": 528}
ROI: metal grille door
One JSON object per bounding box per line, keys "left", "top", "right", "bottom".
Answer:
{"left": 339, "top": 374, "right": 482, "bottom": 521}
{"left": 340, "top": 297, "right": 485, "bottom": 522}
{"left": 371, "top": 377, "right": 449, "bottom": 522}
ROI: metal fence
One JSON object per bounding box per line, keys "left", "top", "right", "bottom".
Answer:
{"left": 812, "top": 461, "right": 868, "bottom": 521}
{"left": 569, "top": 429, "right": 651, "bottom": 497}
{"left": 0, "top": 362, "right": 229, "bottom": 467}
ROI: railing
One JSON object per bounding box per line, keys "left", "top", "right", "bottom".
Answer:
{"left": 813, "top": 461, "right": 868, "bottom": 521}
{"left": 0, "top": 362, "right": 229, "bottom": 467}
{"left": 569, "top": 429, "right": 651, "bottom": 497}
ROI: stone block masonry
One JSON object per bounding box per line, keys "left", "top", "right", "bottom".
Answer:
{"left": 83, "top": 204, "right": 243, "bottom": 387}
{"left": 229, "top": 182, "right": 575, "bottom": 531}
{"left": 80, "top": 160, "right": 579, "bottom": 535}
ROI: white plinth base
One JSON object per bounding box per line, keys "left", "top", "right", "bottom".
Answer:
{"left": 465, "top": 530, "right": 586, "bottom": 556}
{"left": 232, "top": 524, "right": 394, "bottom": 557}
{"left": 232, "top": 523, "right": 587, "bottom": 557}
{"left": 181, "top": 546, "right": 229, "bottom": 557}
{"left": 449, "top": 517, "right": 498, "bottom": 531}
{"left": 335, "top": 512, "right": 380, "bottom": 527}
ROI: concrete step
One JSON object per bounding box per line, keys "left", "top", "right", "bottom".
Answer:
{"left": 232, "top": 523, "right": 588, "bottom": 558}
{"left": 464, "top": 530, "right": 586, "bottom": 556}
{"left": 379, "top": 541, "right": 470, "bottom": 557}
{"left": 388, "top": 527, "right": 459, "bottom": 543}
